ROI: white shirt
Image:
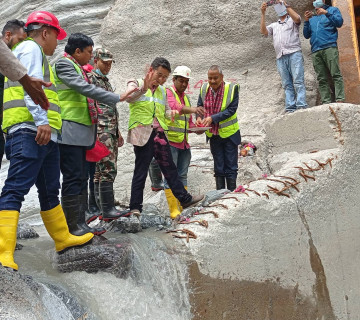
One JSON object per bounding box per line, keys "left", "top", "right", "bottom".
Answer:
{"left": 266, "top": 15, "right": 302, "bottom": 59}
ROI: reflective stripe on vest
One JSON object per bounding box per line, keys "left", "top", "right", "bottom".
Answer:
{"left": 200, "top": 82, "right": 239, "bottom": 139}
{"left": 165, "top": 87, "right": 191, "bottom": 143}
{"left": 128, "top": 79, "right": 168, "bottom": 130}
{"left": 53, "top": 57, "right": 91, "bottom": 126}
{"left": 2, "top": 38, "right": 62, "bottom": 132}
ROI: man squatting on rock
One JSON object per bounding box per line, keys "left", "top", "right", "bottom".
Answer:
{"left": 196, "top": 65, "right": 241, "bottom": 192}
{"left": 304, "top": 0, "right": 345, "bottom": 104}
{"left": 163, "top": 66, "right": 205, "bottom": 219}
{"left": 125, "top": 57, "right": 204, "bottom": 216}
{"left": 0, "top": 11, "right": 94, "bottom": 271}
{"left": 260, "top": 0, "right": 308, "bottom": 113}
{"left": 86, "top": 48, "right": 125, "bottom": 222}
{"left": 53, "top": 33, "right": 136, "bottom": 237}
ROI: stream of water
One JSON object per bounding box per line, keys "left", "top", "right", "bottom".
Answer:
{"left": 1, "top": 160, "right": 192, "bottom": 320}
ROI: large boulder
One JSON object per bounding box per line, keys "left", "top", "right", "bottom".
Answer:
{"left": 174, "top": 104, "right": 360, "bottom": 319}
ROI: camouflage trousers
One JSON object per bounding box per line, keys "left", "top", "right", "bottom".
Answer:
{"left": 94, "top": 132, "right": 118, "bottom": 183}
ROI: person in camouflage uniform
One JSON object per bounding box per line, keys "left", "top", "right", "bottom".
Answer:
{"left": 87, "top": 48, "right": 125, "bottom": 220}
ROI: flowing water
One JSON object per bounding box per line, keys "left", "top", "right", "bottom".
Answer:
{"left": 1, "top": 160, "right": 192, "bottom": 320}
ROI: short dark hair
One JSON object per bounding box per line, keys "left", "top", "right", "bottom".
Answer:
{"left": 65, "top": 33, "right": 94, "bottom": 55}
{"left": 151, "top": 57, "right": 171, "bottom": 73}
{"left": 2, "top": 19, "right": 25, "bottom": 36}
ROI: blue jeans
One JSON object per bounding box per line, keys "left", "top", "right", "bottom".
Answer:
{"left": 164, "top": 146, "right": 191, "bottom": 189}
{"left": 0, "top": 129, "right": 60, "bottom": 212}
{"left": 209, "top": 135, "right": 238, "bottom": 179}
{"left": 276, "top": 51, "right": 308, "bottom": 112}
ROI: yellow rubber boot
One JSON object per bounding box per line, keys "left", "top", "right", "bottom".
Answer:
{"left": 0, "top": 210, "right": 19, "bottom": 270}
{"left": 40, "top": 204, "right": 94, "bottom": 252}
{"left": 164, "top": 189, "right": 181, "bottom": 219}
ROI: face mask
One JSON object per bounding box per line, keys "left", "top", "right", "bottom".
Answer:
{"left": 313, "top": 0, "right": 324, "bottom": 8}
{"left": 95, "top": 68, "right": 106, "bottom": 77}
{"left": 278, "top": 9, "right": 288, "bottom": 17}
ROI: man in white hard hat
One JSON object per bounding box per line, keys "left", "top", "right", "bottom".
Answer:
{"left": 164, "top": 66, "right": 204, "bottom": 219}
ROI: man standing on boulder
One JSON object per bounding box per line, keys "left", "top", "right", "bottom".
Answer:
{"left": 303, "top": 0, "right": 345, "bottom": 104}
{"left": 53, "top": 33, "right": 135, "bottom": 236}
{"left": 87, "top": 47, "right": 125, "bottom": 222}
{"left": 260, "top": 0, "right": 308, "bottom": 113}
{"left": 0, "top": 11, "right": 94, "bottom": 270}
{"left": 125, "top": 57, "right": 204, "bottom": 216}
{"left": 164, "top": 65, "right": 204, "bottom": 219}
{"left": 196, "top": 65, "right": 240, "bottom": 192}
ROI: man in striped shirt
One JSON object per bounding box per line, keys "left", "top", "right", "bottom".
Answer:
{"left": 260, "top": 1, "right": 308, "bottom": 113}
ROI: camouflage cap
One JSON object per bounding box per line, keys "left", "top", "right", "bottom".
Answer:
{"left": 94, "top": 47, "right": 115, "bottom": 63}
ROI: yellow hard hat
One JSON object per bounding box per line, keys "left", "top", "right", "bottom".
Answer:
{"left": 172, "top": 66, "right": 191, "bottom": 79}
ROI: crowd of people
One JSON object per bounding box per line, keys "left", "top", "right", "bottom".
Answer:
{"left": 0, "top": 0, "right": 346, "bottom": 271}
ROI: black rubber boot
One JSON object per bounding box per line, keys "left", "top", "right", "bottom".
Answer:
{"left": 149, "top": 158, "right": 164, "bottom": 191}
{"left": 61, "top": 195, "right": 91, "bottom": 236}
{"left": 215, "top": 176, "right": 226, "bottom": 190}
{"left": 85, "top": 183, "right": 100, "bottom": 223}
{"left": 226, "top": 178, "right": 237, "bottom": 192}
{"left": 99, "top": 182, "right": 131, "bottom": 221}
{"left": 79, "top": 194, "right": 106, "bottom": 235}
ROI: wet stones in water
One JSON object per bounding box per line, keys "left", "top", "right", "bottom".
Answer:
{"left": 0, "top": 266, "right": 96, "bottom": 320}
{"left": 140, "top": 214, "right": 172, "bottom": 229}
{"left": 54, "top": 235, "right": 133, "bottom": 278}
{"left": 107, "top": 215, "right": 142, "bottom": 233}
{"left": 17, "top": 222, "right": 39, "bottom": 239}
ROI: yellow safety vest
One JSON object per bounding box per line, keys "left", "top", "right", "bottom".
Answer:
{"left": 200, "top": 82, "right": 239, "bottom": 138}
{"left": 53, "top": 57, "right": 91, "bottom": 126}
{"left": 165, "top": 87, "right": 191, "bottom": 143}
{"left": 128, "top": 79, "right": 168, "bottom": 130}
{"left": 3, "top": 38, "right": 62, "bottom": 132}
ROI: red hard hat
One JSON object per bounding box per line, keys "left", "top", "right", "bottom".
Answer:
{"left": 25, "top": 11, "right": 67, "bottom": 40}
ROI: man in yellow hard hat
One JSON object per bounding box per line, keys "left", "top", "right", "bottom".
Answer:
{"left": 164, "top": 65, "right": 204, "bottom": 219}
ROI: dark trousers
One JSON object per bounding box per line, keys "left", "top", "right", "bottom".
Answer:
{"left": 209, "top": 135, "right": 238, "bottom": 179}
{"left": 0, "top": 129, "right": 60, "bottom": 211}
{"left": 59, "top": 144, "right": 88, "bottom": 197}
{"left": 130, "top": 130, "right": 191, "bottom": 212}
{"left": 86, "top": 161, "right": 96, "bottom": 191}
{"left": 0, "top": 128, "right": 4, "bottom": 169}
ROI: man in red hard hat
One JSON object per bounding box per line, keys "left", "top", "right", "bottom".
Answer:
{"left": 0, "top": 11, "right": 94, "bottom": 271}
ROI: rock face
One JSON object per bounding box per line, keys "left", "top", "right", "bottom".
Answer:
{"left": 176, "top": 104, "right": 360, "bottom": 319}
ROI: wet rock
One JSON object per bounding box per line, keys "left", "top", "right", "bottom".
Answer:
{"left": 0, "top": 266, "right": 96, "bottom": 320}
{"left": 17, "top": 222, "right": 39, "bottom": 239}
{"left": 140, "top": 214, "right": 172, "bottom": 229}
{"left": 108, "top": 215, "right": 142, "bottom": 233}
{"left": 45, "top": 283, "right": 98, "bottom": 320}
{"left": 54, "top": 236, "right": 133, "bottom": 278}
{"left": 15, "top": 243, "right": 23, "bottom": 251}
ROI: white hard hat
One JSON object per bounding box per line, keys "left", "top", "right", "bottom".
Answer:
{"left": 172, "top": 66, "right": 191, "bottom": 79}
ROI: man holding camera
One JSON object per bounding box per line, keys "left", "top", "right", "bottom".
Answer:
{"left": 261, "top": 0, "right": 307, "bottom": 113}
{"left": 304, "top": 0, "right": 345, "bottom": 104}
